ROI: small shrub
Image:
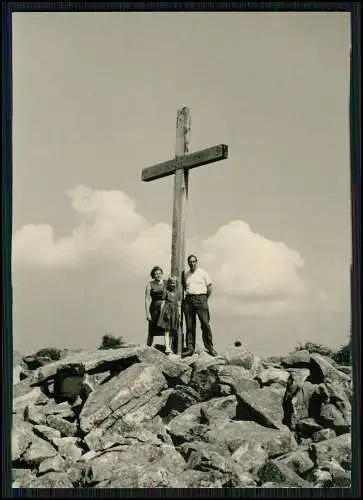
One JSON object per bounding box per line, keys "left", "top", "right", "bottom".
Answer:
{"left": 332, "top": 342, "right": 351, "bottom": 366}
{"left": 35, "top": 347, "right": 62, "bottom": 361}
{"left": 98, "top": 334, "right": 127, "bottom": 350}
{"left": 291, "top": 341, "right": 334, "bottom": 358}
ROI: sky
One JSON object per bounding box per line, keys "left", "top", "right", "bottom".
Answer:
{"left": 12, "top": 11, "right": 352, "bottom": 357}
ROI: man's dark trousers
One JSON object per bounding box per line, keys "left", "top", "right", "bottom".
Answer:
{"left": 183, "top": 294, "right": 214, "bottom": 353}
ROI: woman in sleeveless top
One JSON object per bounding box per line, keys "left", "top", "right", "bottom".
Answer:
{"left": 145, "top": 266, "right": 167, "bottom": 348}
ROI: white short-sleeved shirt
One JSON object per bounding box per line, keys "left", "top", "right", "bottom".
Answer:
{"left": 184, "top": 268, "right": 212, "bottom": 295}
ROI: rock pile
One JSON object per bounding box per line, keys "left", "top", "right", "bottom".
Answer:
{"left": 12, "top": 344, "right": 352, "bottom": 488}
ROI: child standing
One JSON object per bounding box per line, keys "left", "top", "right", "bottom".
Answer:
{"left": 157, "top": 276, "right": 181, "bottom": 354}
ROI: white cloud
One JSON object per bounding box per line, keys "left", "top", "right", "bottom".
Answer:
{"left": 13, "top": 185, "right": 308, "bottom": 315}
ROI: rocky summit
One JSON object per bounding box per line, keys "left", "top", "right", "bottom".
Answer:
{"left": 12, "top": 344, "right": 352, "bottom": 488}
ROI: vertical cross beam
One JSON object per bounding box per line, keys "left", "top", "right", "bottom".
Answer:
{"left": 172, "top": 107, "right": 190, "bottom": 355}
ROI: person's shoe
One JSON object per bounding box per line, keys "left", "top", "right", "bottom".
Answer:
{"left": 207, "top": 348, "right": 218, "bottom": 357}
{"left": 182, "top": 348, "right": 195, "bottom": 357}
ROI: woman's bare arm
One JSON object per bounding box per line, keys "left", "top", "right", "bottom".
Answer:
{"left": 145, "top": 282, "right": 151, "bottom": 320}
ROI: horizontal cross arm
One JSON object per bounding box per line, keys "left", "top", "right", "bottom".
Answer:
{"left": 141, "top": 144, "right": 228, "bottom": 182}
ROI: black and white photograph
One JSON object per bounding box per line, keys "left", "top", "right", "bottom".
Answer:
{"left": 8, "top": 7, "right": 356, "bottom": 490}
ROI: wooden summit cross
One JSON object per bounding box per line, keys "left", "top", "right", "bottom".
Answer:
{"left": 141, "top": 107, "right": 228, "bottom": 356}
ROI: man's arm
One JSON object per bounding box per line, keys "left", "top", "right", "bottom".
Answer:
{"left": 204, "top": 271, "right": 212, "bottom": 298}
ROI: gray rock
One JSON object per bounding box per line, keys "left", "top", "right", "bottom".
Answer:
{"left": 255, "top": 367, "right": 290, "bottom": 387}
{"left": 319, "top": 403, "right": 349, "bottom": 432}
{"left": 200, "top": 395, "right": 238, "bottom": 425}
{"left": 260, "top": 481, "right": 290, "bottom": 488}
{"left": 214, "top": 365, "right": 260, "bottom": 391}
{"left": 46, "top": 415, "right": 78, "bottom": 437}
{"left": 13, "top": 387, "right": 45, "bottom": 414}
{"left": 87, "top": 443, "right": 184, "bottom": 486}
{"left": 99, "top": 428, "right": 165, "bottom": 451}
{"left": 336, "top": 365, "right": 351, "bottom": 375}
{"left": 24, "top": 405, "right": 47, "bottom": 425}
{"left": 310, "top": 354, "right": 351, "bottom": 384}
{"left": 166, "top": 396, "right": 237, "bottom": 445}
{"left": 22, "top": 436, "right": 57, "bottom": 466}
{"left": 275, "top": 449, "right": 315, "bottom": 476}
{"left": 53, "top": 437, "right": 83, "bottom": 465}
{"left": 286, "top": 368, "right": 311, "bottom": 386}
{"left": 28, "top": 471, "right": 74, "bottom": 488}
{"left": 231, "top": 441, "right": 268, "bottom": 478}
{"left": 43, "top": 401, "right": 76, "bottom": 420}
{"left": 173, "top": 468, "right": 246, "bottom": 487}
{"left": 121, "top": 389, "right": 173, "bottom": 428}
{"left": 179, "top": 441, "right": 231, "bottom": 461}
{"left": 67, "top": 461, "right": 91, "bottom": 486}
{"left": 38, "top": 454, "right": 66, "bottom": 474}
{"left": 295, "top": 418, "right": 323, "bottom": 436}
{"left": 281, "top": 350, "right": 311, "bottom": 368}
{"left": 13, "top": 365, "right": 25, "bottom": 385}
{"left": 139, "top": 415, "right": 174, "bottom": 446}
{"left": 266, "top": 383, "right": 288, "bottom": 396}
{"left": 222, "top": 346, "right": 262, "bottom": 372}
{"left": 282, "top": 379, "right": 318, "bottom": 430}
{"left": 215, "top": 384, "right": 234, "bottom": 396}
{"left": 189, "top": 354, "right": 224, "bottom": 400}
{"left": 159, "top": 385, "right": 202, "bottom": 423}
{"left": 33, "top": 424, "right": 62, "bottom": 443}
{"left": 79, "top": 362, "right": 166, "bottom": 434}
{"left": 30, "top": 346, "right": 191, "bottom": 387}
{"left": 310, "top": 433, "right": 351, "bottom": 469}
{"left": 205, "top": 420, "right": 298, "bottom": 457}
{"left": 186, "top": 447, "right": 256, "bottom": 486}
{"left": 319, "top": 457, "right": 351, "bottom": 486}
{"left": 258, "top": 459, "right": 312, "bottom": 487}
{"left": 312, "top": 428, "right": 336, "bottom": 442}
{"left": 166, "top": 408, "right": 207, "bottom": 445}
{"left": 235, "top": 384, "right": 284, "bottom": 429}
{"left": 12, "top": 468, "right": 37, "bottom": 488}
{"left": 172, "top": 469, "right": 217, "bottom": 487}
{"left": 12, "top": 417, "right": 35, "bottom": 461}
{"left": 310, "top": 468, "right": 333, "bottom": 487}
{"left": 137, "top": 347, "right": 193, "bottom": 384}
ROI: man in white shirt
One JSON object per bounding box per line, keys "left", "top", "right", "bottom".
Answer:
{"left": 181, "top": 254, "right": 217, "bottom": 357}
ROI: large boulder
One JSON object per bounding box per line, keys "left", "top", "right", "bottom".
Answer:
{"left": 186, "top": 447, "right": 256, "bottom": 486}
{"left": 87, "top": 443, "right": 186, "bottom": 487}
{"left": 12, "top": 468, "right": 37, "bottom": 488}
{"left": 188, "top": 352, "right": 226, "bottom": 400}
{"left": 79, "top": 362, "right": 167, "bottom": 434}
{"left": 255, "top": 367, "right": 290, "bottom": 388}
{"left": 12, "top": 417, "right": 35, "bottom": 461}
{"left": 275, "top": 448, "right": 315, "bottom": 476}
{"left": 30, "top": 346, "right": 191, "bottom": 387}
{"left": 158, "top": 385, "right": 202, "bottom": 423}
{"left": 258, "top": 459, "right": 312, "bottom": 487}
{"left": 310, "top": 433, "right": 351, "bottom": 470}
{"left": 28, "top": 471, "right": 74, "bottom": 488}
{"left": 234, "top": 384, "right": 284, "bottom": 429}
{"left": 281, "top": 350, "right": 311, "bottom": 368}
{"left": 166, "top": 396, "right": 238, "bottom": 445}
{"left": 38, "top": 454, "right": 67, "bottom": 474}
{"left": 22, "top": 436, "right": 58, "bottom": 466}
{"left": 222, "top": 346, "right": 262, "bottom": 372}
{"left": 231, "top": 441, "right": 268, "bottom": 478}
{"left": 204, "top": 420, "right": 298, "bottom": 457}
